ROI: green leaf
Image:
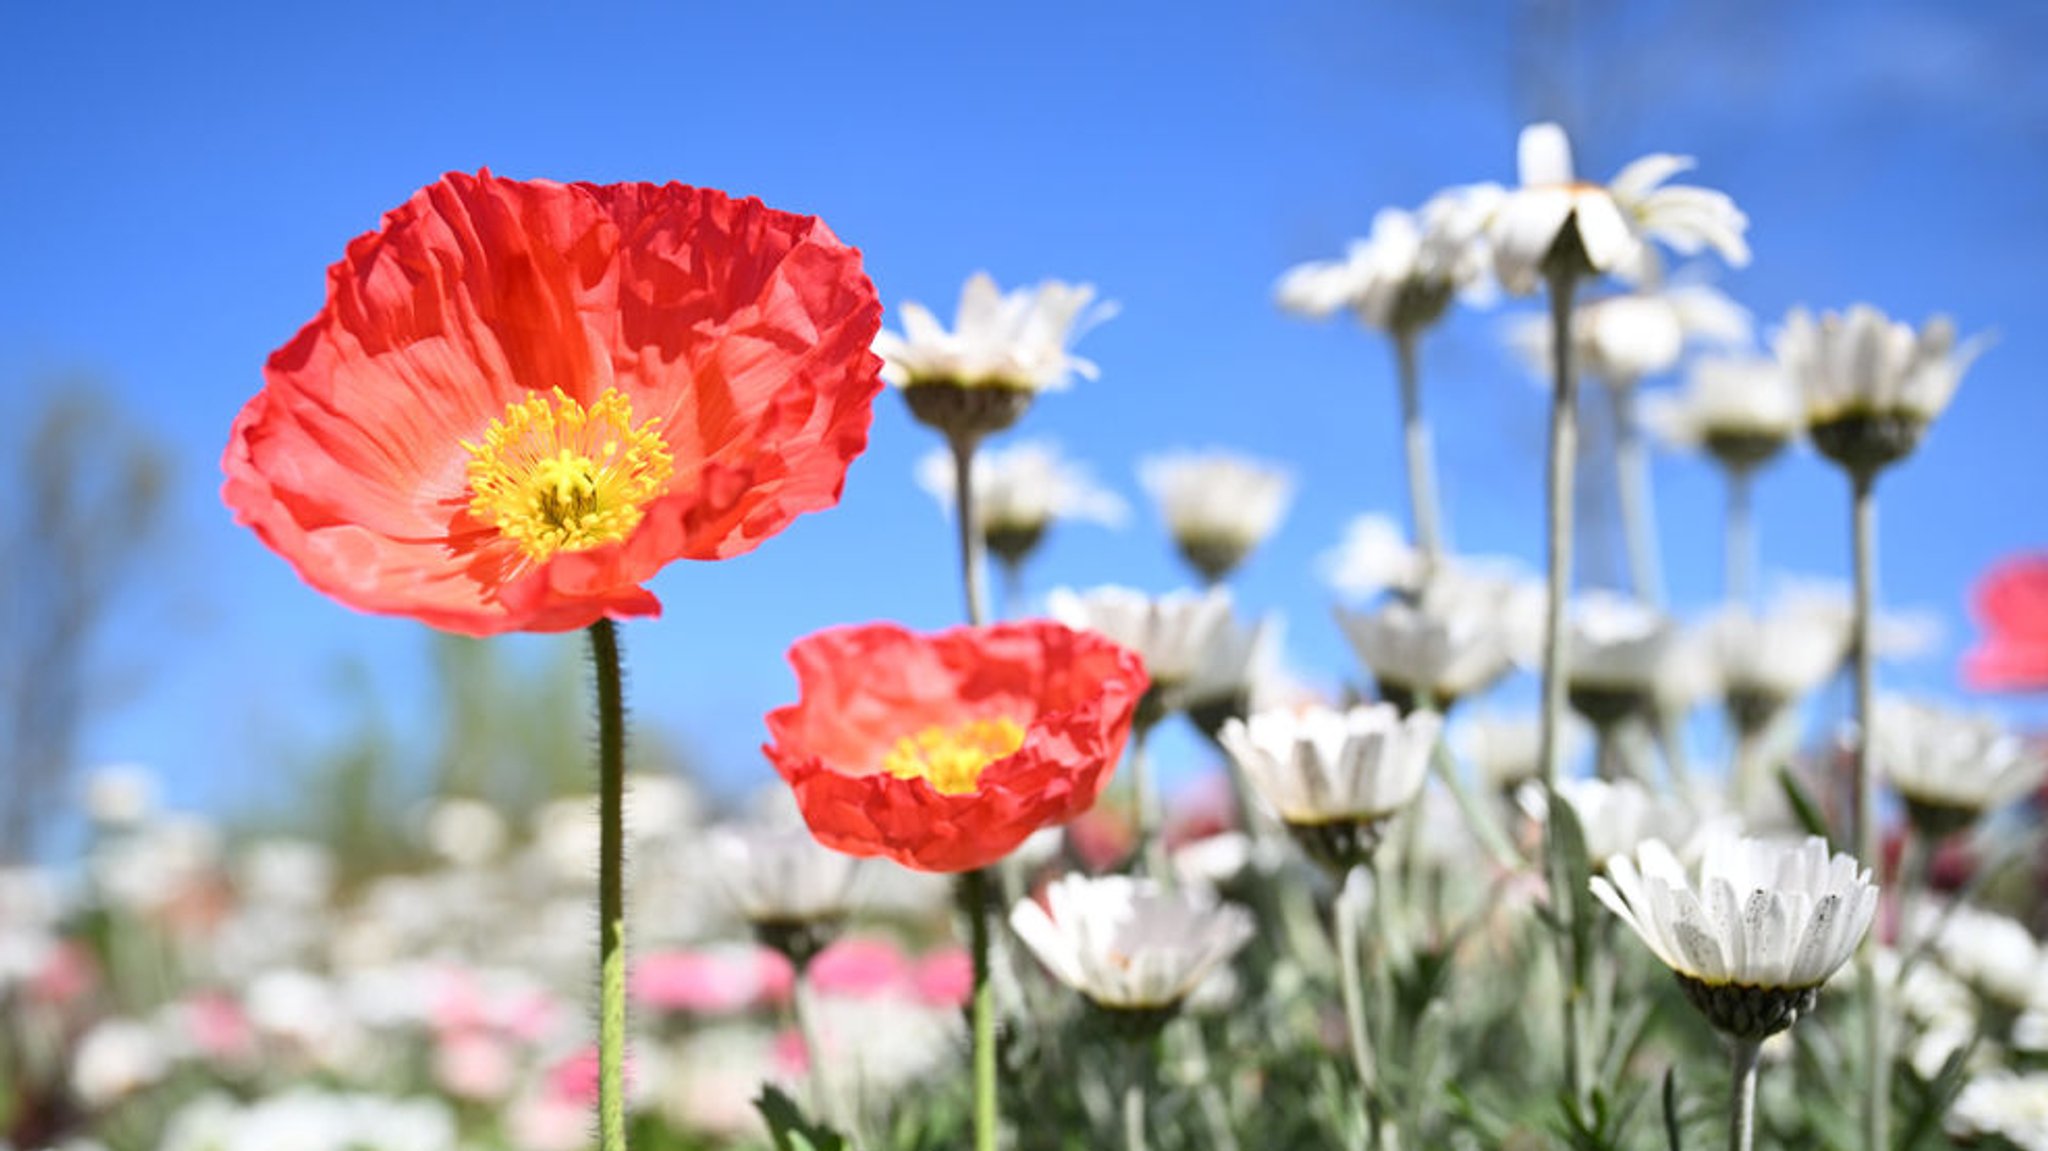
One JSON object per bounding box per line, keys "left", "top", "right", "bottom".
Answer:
{"left": 755, "top": 1085, "right": 848, "bottom": 1151}
{"left": 1777, "top": 767, "right": 1837, "bottom": 849}
{"left": 1661, "top": 1068, "right": 1683, "bottom": 1151}
{"left": 1548, "top": 794, "right": 1598, "bottom": 989}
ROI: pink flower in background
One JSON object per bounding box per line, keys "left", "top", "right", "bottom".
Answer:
{"left": 631, "top": 946, "right": 789, "bottom": 1015}
{"left": 912, "top": 947, "right": 974, "bottom": 1007}
{"left": 435, "top": 1030, "right": 516, "bottom": 1101}
{"left": 809, "top": 937, "right": 910, "bottom": 998}
{"left": 179, "top": 992, "right": 254, "bottom": 1063}
{"left": 29, "top": 941, "right": 96, "bottom": 1007}
{"left": 1965, "top": 555, "right": 2048, "bottom": 692}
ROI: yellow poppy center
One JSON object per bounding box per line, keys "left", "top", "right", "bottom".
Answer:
{"left": 881, "top": 717, "right": 1026, "bottom": 796}
{"left": 463, "top": 388, "right": 674, "bottom": 562}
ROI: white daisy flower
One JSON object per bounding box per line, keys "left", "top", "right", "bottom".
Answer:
{"left": 1521, "top": 778, "right": 1712, "bottom": 872}
{"left": 875, "top": 272, "right": 1115, "bottom": 394}
{"left": 1045, "top": 584, "right": 1234, "bottom": 704}
{"left": 1563, "top": 593, "right": 1674, "bottom": 727}
{"left": 1490, "top": 122, "right": 1749, "bottom": 296}
{"left": 1776, "top": 305, "right": 1986, "bottom": 475}
{"left": 1704, "top": 601, "right": 1852, "bottom": 733}
{"left": 1009, "top": 874, "right": 1254, "bottom": 1016}
{"left": 1137, "top": 450, "right": 1294, "bottom": 583}
{"left": 1218, "top": 703, "right": 1440, "bottom": 872}
{"left": 1947, "top": 1072, "right": 2048, "bottom": 1151}
{"left": 1334, "top": 593, "right": 1520, "bottom": 713}
{"left": 1915, "top": 902, "right": 2042, "bottom": 1011}
{"left": 1453, "top": 710, "right": 1587, "bottom": 791}
{"left": 914, "top": 439, "right": 1127, "bottom": 567}
{"left": 1639, "top": 355, "right": 1804, "bottom": 473}
{"left": 1593, "top": 835, "right": 1878, "bottom": 1039}
{"left": 71, "top": 1019, "right": 168, "bottom": 1108}
{"left": 707, "top": 823, "right": 861, "bottom": 947}
{"left": 1874, "top": 699, "right": 2047, "bottom": 834}
{"left": 1275, "top": 184, "right": 1504, "bottom": 334}
{"left": 1506, "top": 281, "right": 1752, "bottom": 387}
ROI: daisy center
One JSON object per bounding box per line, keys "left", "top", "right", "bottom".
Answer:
{"left": 463, "top": 388, "right": 674, "bottom": 562}
{"left": 881, "top": 717, "right": 1026, "bottom": 796}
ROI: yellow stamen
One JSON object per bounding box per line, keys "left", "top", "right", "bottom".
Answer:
{"left": 881, "top": 717, "right": 1026, "bottom": 796}
{"left": 463, "top": 388, "right": 673, "bottom": 562}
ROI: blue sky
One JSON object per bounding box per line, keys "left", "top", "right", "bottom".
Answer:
{"left": 4, "top": 1, "right": 2045, "bottom": 824}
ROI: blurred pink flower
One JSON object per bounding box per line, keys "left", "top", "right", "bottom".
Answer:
{"left": 631, "top": 946, "right": 788, "bottom": 1015}
{"left": 809, "top": 937, "right": 909, "bottom": 998}
{"left": 29, "top": 940, "right": 96, "bottom": 1006}
{"left": 436, "top": 1030, "right": 516, "bottom": 1101}
{"left": 1965, "top": 555, "right": 2048, "bottom": 692}
{"left": 912, "top": 947, "right": 973, "bottom": 1007}
{"left": 180, "top": 992, "right": 254, "bottom": 1062}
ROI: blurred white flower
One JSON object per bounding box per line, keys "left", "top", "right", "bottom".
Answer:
{"left": 159, "top": 1088, "right": 460, "bottom": 1151}
{"left": 1335, "top": 594, "right": 1520, "bottom": 711}
{"left": 1771, "top": 578, "right": 1945, "bottom": 664}
{"left": 82, "top": 763, "right": 157, "bottom": 829}
{"left": 1453, "top": 711, "right": 1587, "bottom": 791}
{"left": 92, "top": 815, "right": 219, "bottom": 914}
{"left": 1874, "top": 699, "right": 2047, "bottom": 829}
{"left": 1137, "top": 450, "right": 1294, "bottom": 583}
{"left": 1275, "top": 186, "right": 1503, "bottom": 334}
{"left": 71, "top": 1018, "right": 167, "bottom": 1107}
{"left": 874, "top": 272, "right": 1115, "bottom": 394}
{"left": 1705, "top": 601, "right": 1851, "bottom": 732}
{"left": 1781, "top": 305, "right": 1983, "bottom": 427}
{"left": 1322, "top": 513, "right": 1427, "bottom": 599}
{"left": 1490, "top": 122, "right": 1749, "bottom": 295}
{"left": 1010, "top": 874, "right": 1253, "bottom": 1013}
{"left": 1563, "top": 593, "right": 1674, "bottom": 725}
{"left": 1593, "top": 835, "right": 1878, "bottom": 1039}
{"left": 914, "top": 440, "right": 1128, "bottom": 562}
{"left": 1915, "top": 902, "right": 2042, "bottom": 1010}
{"left": 239, "top": 839, "right": 335, "bottom": 910}
{"left": 1045, "top": 584, "right": 1234, "bottom": 699}
{"left": 1506, "top": 282, "right": 1751, "bottom": 386}
{"left": 1947, "top": 1072, "right": 2048, "bottom": 1151}
{"left": 1521, "top": 778, "right": 1698, "bottom": 871}
{"left": 707, "top": 822, "right": 861, "bottom": 928}
{"left": 1639, "top": 355, "right": 1803, "bottom": 471}
{"left": 424, "top": 797, "right": 508, "bottom": 867}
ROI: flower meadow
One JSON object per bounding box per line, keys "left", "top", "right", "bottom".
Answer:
{"left": 7, "top": 121, "right": 2048, "bottom": 1151}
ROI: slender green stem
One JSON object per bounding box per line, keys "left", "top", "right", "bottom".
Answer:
{"left": 965, "top": 869, "right": 998, "bottom": 1151}
{"left": 588, "top": 619, "right": 628, "bottom": 1151}
{"left": 1729, "top": 1039, "right": 1761, "bottom": 1151}
{"left": 1122, "top": 1050, "right": 1150, "bottom": 1151}
{"left": 794, "top": 966, "right": 852, "bottom": 1142}
{"left": 1849, "top": 469, "right": 1888, "bottom": 1151}
{"left": 951, "top": 433, "right": 988, "bottom": 628}
{"left": 1393, "top": 329, "right": 1444, "bottom": 572}
{"left": 1538, "top": 263, "right": 1588, "bottom": 1111}
{"left": 1428, "top": 737, "right": 1521, "bottom": 871}
{"left": 1129, "top": 720, "right": 1169, "bottom": 883}
{"left": 1609, "top": 381, "right": 1664, "bottom": 606}
{"left": 1725, "top": 466, "right": 1756, "bottom": 608}
{"left": 1336, "top": 867, "right": 1380, "bottom": 1115}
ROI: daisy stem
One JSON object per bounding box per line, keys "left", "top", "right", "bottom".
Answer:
{"left": 1335, "top": 865, "right": 1383, "bottom": 1143}
{"left": 1725, "top": 465, "right": 1756, "bottom": 608}
{"left": 1428, "top": 736, "right": 1521, "bottom": 871}
{"left": 1538, "top": 262, "right": 1589, "bottom": 1113}
{"left": 1728, "top": 1038, "right": 1761, "bottom": 1151}
{"left": 1609, "top": 380, "right": 1665, "bottom": 607}
{"left": 793, "top": 965, "right": 851, "bottom": 1142}
{"left": 965, "top": 868, "right": 999, "bottom": 1151}
{"left": 1849, "top": 468, "right": 1889, "bottom": 1151}
{"left": 1131, "top": 719, "right": 1170, "bottom": 884}
{"left": 587, "top": 618, "right": 629, "bottom": 1151}
{"left": 951, "top": 433, "right": 989, "bottom": 628}
{"left": 1122, "top": 1044, "right": 1150, "bottom": 1151}
{"left": 1393, "top": 328, "right": 1445, "bottom": 571}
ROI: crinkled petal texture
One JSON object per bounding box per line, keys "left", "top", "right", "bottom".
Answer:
{"left": 764, "top": 621, "right": 1148, "bottom": 873}
{"left": 224, "top": 171, "right": 884, "bottom": 635}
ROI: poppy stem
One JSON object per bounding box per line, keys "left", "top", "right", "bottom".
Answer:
{"left": 1392, "top": 328, "right": 1444, "bottom": 573}
{"left": 587, "top": 618, "right": 629, "bottom": 1151}
{"left": 951, "top": 433, "right": 988, "bottom": 627}
{"left": 1538, "top": 261, "right": 1589, "bottom": 1113}
{"left": 1849, "top": 468, "right": 1889, "bottom": 1151}
{"left": 964, "top": 868, "right": 999, "bottom": 1151}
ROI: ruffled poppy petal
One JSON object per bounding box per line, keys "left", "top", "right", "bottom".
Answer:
{"left": 1964, "top": 555, "right": 2048, "bottom": 692}
{"left": 223, "top": 171, "right": 883, "bottom": 635}
{"left": 764, "top": 621, "right": 1148, "bottom": 873}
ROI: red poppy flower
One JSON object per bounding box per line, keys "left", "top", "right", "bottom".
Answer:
{"left": 764, "top": 620, "right": 1148, "bottom": 873}
{"left": 1964, "top": 554, "right": 2048, "bottom": 693}
{"left": 223, "top": 171, "right": 883, "bottom": 635}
